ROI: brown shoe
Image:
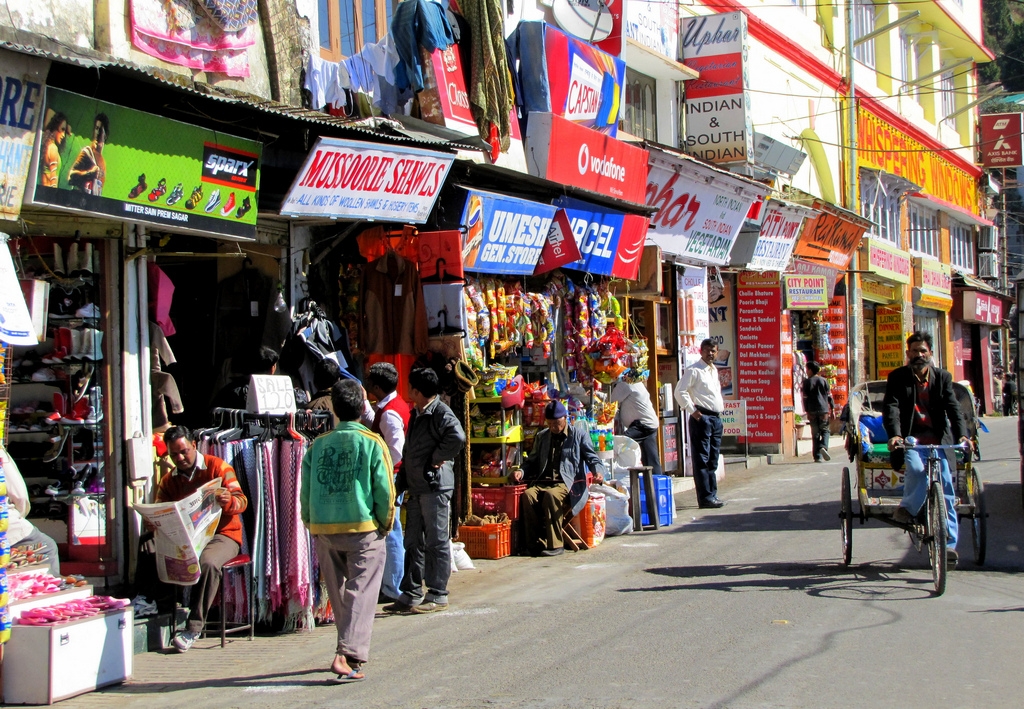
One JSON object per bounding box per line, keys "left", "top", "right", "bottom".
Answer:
{"left": 381, "top": 601, "right": 414, "bottom": 614}
{"left": 410, "top": 601, "right": 448, "bottom": 614}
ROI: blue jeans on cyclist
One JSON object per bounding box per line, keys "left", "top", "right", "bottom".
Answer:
{"left": 900, "top": 449, "right": 958, "bottom": 547}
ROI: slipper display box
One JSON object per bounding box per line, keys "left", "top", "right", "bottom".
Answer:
{"left": 3, "top": 606, "right": 133, "bottom": 705}
{"left": 458, "top": 522, "right": 511, "bottom": 560}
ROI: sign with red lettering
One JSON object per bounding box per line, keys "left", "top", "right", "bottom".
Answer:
{"left": 745, "top": 202, "right": 809, "bottom": 271}
{"left": 793, "top": 202, "right": 870, "bottom": 270}
{"left": 281, "top": 138, "right": 454, "bottom": 223}
{"left": 525, "top": 113, "right": 648, "bottom": 204}
{"left": 534, "top": 210, "right": 583, "bottom": 275}
{"left": 980, "top": 113, "right": 1023, "bottom": 169}
{"left": 735, "top": 272, "right": 783, "bottom": 444}
{"left": 645, "top": 148, "right": 769, "bottom": 265}
{"left": 428, "top": 46, "right": 475, "bottom": 131}
{"left": 820, "top": 296, "right": 848, "bottom": 408}
{"left": 961, "top": 291, "right": 1004, "bottom": 325}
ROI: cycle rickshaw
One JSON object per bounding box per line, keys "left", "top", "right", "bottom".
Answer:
{"left": 840, "top": 380, "right": 986, "bottom": 596}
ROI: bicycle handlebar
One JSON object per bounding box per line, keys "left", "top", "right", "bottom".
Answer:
{"left": 897, "top": 436, "right": 970, "bottom": 451}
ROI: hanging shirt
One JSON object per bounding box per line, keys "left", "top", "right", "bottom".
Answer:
{"left": 361, "top": 251, "right": 429, "bottom": 356}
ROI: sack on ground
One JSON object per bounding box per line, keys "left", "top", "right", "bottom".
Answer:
{"left": 451, "top": 540, "right": 474, "bottom": 571}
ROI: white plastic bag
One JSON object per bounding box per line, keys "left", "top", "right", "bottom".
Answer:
{"left": 612, "top": 435, "right": 642, "bottom": 478}
{"left": 591, "top": 483, "right": 632, "bottom": 536}
{"left": 450, "top": 540, "right": 475, "bottom": 571}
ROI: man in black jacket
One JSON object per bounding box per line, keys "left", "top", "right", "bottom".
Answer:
{"left": 883, "top": 332, "right": 969, "bottom": 562}
{"left": 383, "top": 368, "right": 465, "bottom": 615}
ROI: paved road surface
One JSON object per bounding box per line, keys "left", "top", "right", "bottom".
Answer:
{"left": 64, "top": 417, "right": 1024, "bottom": 708}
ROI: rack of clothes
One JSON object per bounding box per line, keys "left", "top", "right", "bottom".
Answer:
{"left": 195, "top": 408, "right": 334, "bottom": 630}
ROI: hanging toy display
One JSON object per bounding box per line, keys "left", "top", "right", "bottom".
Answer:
{"left": 584, "top": 326, "right": 631, "bottom": 384}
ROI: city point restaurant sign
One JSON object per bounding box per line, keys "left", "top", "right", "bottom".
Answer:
{"left": 857, "top": 107, "right": 978, "bottom": 215}
{"left": 281, "top": 138, "right": 454, "bottom": 223}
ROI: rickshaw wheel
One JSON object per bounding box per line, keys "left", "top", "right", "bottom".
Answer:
{"left": 927, "top": 480, "right": 947, "bottom": 596}
{"left": 970, "top": 469, "right": 987, "bottom": 566}
{"left": 841, "top": 467, "right": 853, "bottom": 566}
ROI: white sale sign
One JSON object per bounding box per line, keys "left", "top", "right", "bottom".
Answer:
{"left": 0, "top": 236, "right": 38, "bottom": 345}
{"left": 281, "top": 138, "right": 454, "bottom": 223}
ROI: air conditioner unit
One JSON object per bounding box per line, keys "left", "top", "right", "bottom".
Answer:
{"left": 752, "top": 132, "right": 807, "bottom": 177}
{"left": 977, "top": 252, "right": 998, "bottom": 279}
{"left": 978, "top": 226, "right": 997, "bottom": 252}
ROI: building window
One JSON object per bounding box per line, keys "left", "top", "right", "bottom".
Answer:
{"left": 940, "top": 70, "right": 957, "bottom": 125}
{"left": 859, "top": 169, "right": 900, "bottom": 244}
{"left": 623, "top": 69, "right": 657, "bottom": 142}
{"left": 908, "top": 202, "right": 939, "bottom": 257}
{"left": 853, "top": 0, "right": 877, "bottom": 68}
{"left": 950, "top": 219, "right": 974, "bottom": 272}
{"left": 894, "top": 28, "right": 912, "bottom": 86}
{"left": 788, "top": 0, "right": 814, "bottom": 16}
{"left": 319, "top": 0, "right": 392, "bottom": 62}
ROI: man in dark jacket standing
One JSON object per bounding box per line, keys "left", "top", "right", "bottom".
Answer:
{"left": 801, "top": 361, "right": 835, "bottom": 463}
{"left": 383, "top": 368, "right": 465, "bottom": 614}
{"left": 513, "top": 401, "right": 607, "bottom": 556}
{"left": 883, "top": 332, "right": 969, "bottom": 563}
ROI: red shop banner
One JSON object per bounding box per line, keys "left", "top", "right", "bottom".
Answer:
{"left": 525, "top": 112, "right": 649, "bottom": 204}
{"left": 735, "top": 272, "right": 783, "bottom": 444}
{"left": 820, "top": 296, "right": 849, "bottom": 408}
{"left": 961, "top": 291, "right": 1004, "bottom": 325}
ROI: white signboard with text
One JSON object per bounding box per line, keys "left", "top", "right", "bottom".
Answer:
{"left": 721, "top": 400, "right": 747, "bottom": 436}
{"left": 681, "top": 13, "right": 752, "bottom": 164}
{"left": 746, "top": 202, "right": 810, "bottom": 271}
{"left": 281, "top": 138, "right": 454, "bottom": 223}
{"left": 626, "top": 0, "right": 679, "bottom": 59}
{"left": 246, "top": 375, "right": 298, "bottom": 414}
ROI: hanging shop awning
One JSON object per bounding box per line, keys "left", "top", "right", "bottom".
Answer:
{"left": 913, "top": 256, "right": 953, "bottom": 312}
{"left": 280, "top": 137, "right": 455, "bottom": 224}
{"left": 959, "top": 291, "right": 1005, "bottom": 325}
{"left": 908, "top": 192, "right": 994, "bottom": 228}
{"left": 28, "top": 87, "right": 262, "bottom": 241}
{"left": 645, "top": 146, "right": 771, "bottom": 266}
{"left": 729, "top": 198, "right": 819, "bottom": 271}
{"left": 552, "top": 196, "right": 649, "bottom": 280}
{"left": 457, "top": 188, "right": 557, "bottom": 275}
{"left": 790, "top": 196, "right": 871, "bottom": 270}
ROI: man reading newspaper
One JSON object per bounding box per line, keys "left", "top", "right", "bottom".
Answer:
{"left": 153, "top": 426, "right": 247, "bottom": 653}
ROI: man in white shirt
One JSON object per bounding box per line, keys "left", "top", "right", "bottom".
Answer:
{"left": 610, "top": 379, "right": 662, "bottom": 476}
{"left": 675, "top": 339, "right": 726, "bottom": 508}
{"left": 363, "top": 363, "right": 410, "bottom": 602}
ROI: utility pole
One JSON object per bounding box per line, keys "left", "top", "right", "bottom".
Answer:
{"left": 844, "top": 0, "right": 861, "bottom": 387}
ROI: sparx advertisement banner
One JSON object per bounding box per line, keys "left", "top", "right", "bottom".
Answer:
{"left": 460, "top": 188, "right": 557, "bottom": 275}
{"left": 282, "top": 137, "right": 454, "bottom": 223}
{"left": 30, "top": 88, "right": 261, "bottom": 240}
{"left": 0, "top": 50, "right": 49, "bottom": 222}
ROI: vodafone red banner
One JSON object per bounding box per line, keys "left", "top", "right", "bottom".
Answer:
{"left": 281, "top": 138, "right": 454, "bottom": 223}
{"left": 980, "top": 113, "right": 1024, "bottom": 169}
{"left": 525, "top": 113, "right": 648, "bottom": 204}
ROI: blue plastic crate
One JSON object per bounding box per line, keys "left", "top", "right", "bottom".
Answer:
{"left": 637, "top": 474, "right": 673, "bottom": 526}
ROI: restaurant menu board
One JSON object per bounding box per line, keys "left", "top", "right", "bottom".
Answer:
{"left": 876, "top": 305, "right": 904, "bottom": 378}
{"left": 820, "top": 297, "right": 849, "bottom": 408}
{"left": 735, "top": 272, "right": 783, "bottom": 444}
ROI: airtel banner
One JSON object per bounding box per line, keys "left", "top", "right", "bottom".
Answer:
{"left": 644, "top": 148, "right": 769, "bottom": 265}
{"left": 281, "top": 138, "right": 454, "bottom": 222}
{"left": 980, "top": 113, "right": 1023, "bottom": 168}
{"left": 553, "top": 195, "right": 648, "bottom": 279}
{"left": 525, "top": 113, "right": 648, "bottom": 204}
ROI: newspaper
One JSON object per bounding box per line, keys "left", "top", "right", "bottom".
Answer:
{"left": 134, "top": 479, "right": 223, "bottom": 586}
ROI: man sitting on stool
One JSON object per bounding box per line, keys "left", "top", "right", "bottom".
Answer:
{"left": 513, "top": 401, "right": 606, "bottom": 556}
{"left": 157, "top": 426, "right": 248, "bottom": 653}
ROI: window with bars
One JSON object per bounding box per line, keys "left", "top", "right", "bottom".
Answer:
{"left": 853, "top": 0, "right": 877, "bottom": 67}
{"left": 940, "top": 70, "right": 957, "bottom": 125}
{"left": 622, "top": 69, "right": 658, "bottom": 142}
{"left": 908, "top": 203, "right": 939, "bottom": 256}
{"left": 319, "top": 0, "right": 392, "bottom": 62}
{"left": 950, "top": 219, "right": 974, "bottom": 272}
{"left": 859, "top": 169, "right": 901, "bottom": 244}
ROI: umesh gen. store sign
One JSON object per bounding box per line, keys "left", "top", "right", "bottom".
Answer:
{"left": 460, "top": 188, "right": 556, "bottom": 276}
{"left": 282, "top": 138, "right": 454, "bottom": 223}
{"left": 31, "top": 88, "right": 261, "bottom": 241}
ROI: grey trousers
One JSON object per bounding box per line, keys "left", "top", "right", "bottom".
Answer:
{"left": 316, "top": 532, "right": 386, "bottom": 663}
{"left": 187, "top": 534, "right": 239, "bottom": 633}
{"left": 400, "top": 490, "right": 452, "bottom": 605}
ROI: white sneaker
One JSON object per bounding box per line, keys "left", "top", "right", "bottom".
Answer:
{"left": 173, "top": 630, "right": 199, "bottom": 653}
{"left": 821, "top": 449, "right": 831, "bottom": 461}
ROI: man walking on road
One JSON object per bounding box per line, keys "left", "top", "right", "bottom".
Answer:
{"left": 384, "top": 368, "right": 465, "bottom": 614}
{"left": 883, "top": 332, "right": 969, "bottom": 564}
{"left": 675, "top": 339, "right": 725, "bottom": 509}
{"left": 301, "top": 380, "right": 395, "bottom": 682}
{"left": 802, "top": 361, "right": 835, "bottom": 463}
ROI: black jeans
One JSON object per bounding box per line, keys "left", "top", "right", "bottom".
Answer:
{"left": 400, "top": 490, "right": 452, "bottom": 605}
{"left": 624, "top": 420, "right": 663, "bottom": 476}
{"left": 688, "top": 413, "right": 722, "bottom": 503}
{"left": 807, "top": 412, "right": 830, "bottom": 461}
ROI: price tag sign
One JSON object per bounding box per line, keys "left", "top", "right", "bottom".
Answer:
{"left": 246, "top": 375, "right": 297, "bottom": 414}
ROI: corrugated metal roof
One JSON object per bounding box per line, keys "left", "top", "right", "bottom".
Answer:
{"left": 0, "top": 34, "right": 481, "bottom": 152}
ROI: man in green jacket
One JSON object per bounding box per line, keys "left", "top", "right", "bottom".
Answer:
{"left": 301, "top": 380, "right": 396, "bottom": 683}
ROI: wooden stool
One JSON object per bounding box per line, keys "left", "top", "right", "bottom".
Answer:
{"left": 628, "top": 466, "right": 660, "bottom": 531}
{"left": 202, "top": 554, "right": 254, "bottom": 648}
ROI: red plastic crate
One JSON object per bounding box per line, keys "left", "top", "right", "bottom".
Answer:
{"left": 471, "top": 484, "right": 526, "bottom": 519}
{"left": 458, "top": 522, "right": 511, "bottom": 560}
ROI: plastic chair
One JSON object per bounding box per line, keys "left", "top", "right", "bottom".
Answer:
{"left": 202, "top": 554, "right": 254, "bottom": 648}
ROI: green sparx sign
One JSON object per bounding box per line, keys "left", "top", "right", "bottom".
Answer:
{"left": 30, "top": 88, "right": 261, "bottom": 240}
